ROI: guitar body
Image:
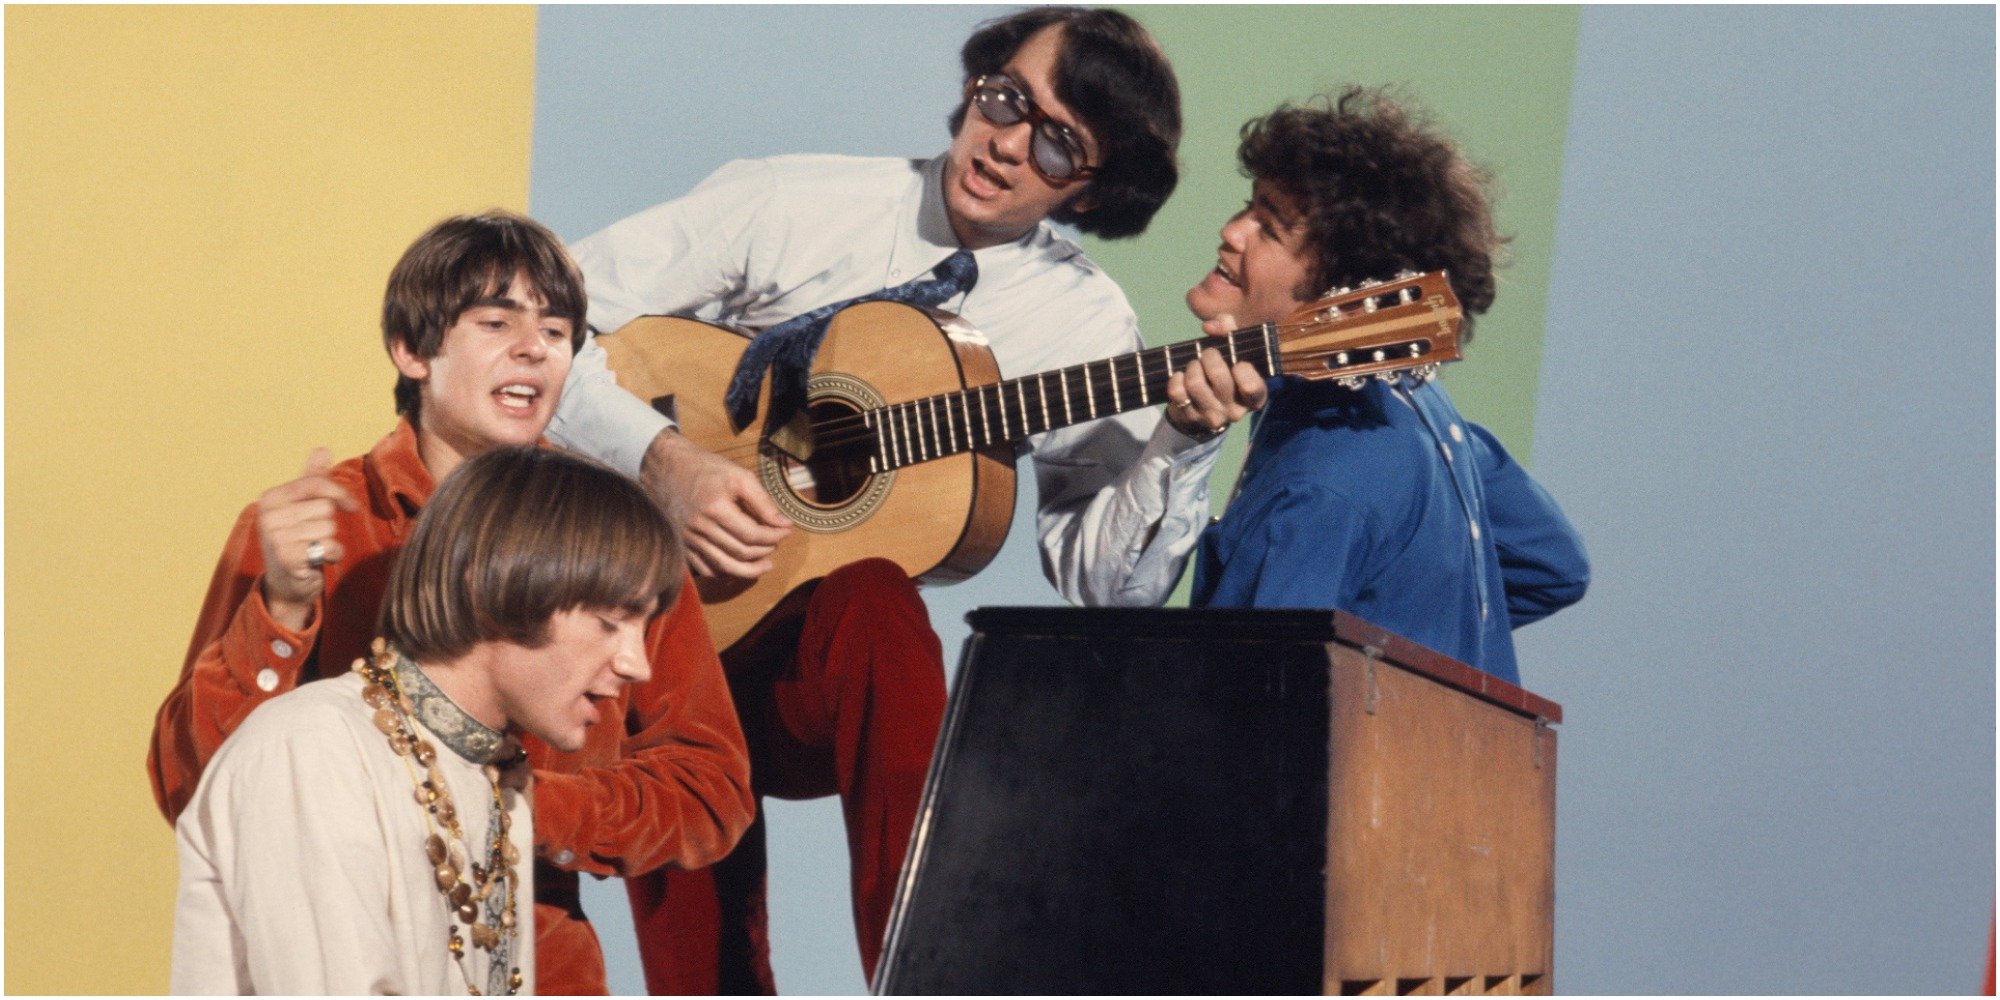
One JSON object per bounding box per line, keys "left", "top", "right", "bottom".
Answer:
{"left": 598, "top": 301, "right": 1017, "bottom": 653}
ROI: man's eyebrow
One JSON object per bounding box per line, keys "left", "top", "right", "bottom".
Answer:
{"left": 469, "top": 295, "right": 527, "bottom": 311}
{"left": 1254, "top": 192, "right": 1300, "bottom": 231}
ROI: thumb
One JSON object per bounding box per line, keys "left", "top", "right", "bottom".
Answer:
{"left": 303, "top": 446, "right": 334, "bottom": 477}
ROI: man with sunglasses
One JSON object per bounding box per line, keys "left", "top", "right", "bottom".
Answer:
{"left": 547, "top": 6, "right": 1262, "bottom": 993}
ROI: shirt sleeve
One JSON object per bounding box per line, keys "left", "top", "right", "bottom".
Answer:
{"left": 171, "top": 718, "right": 401, "bottom": 995}
{"left": 1034, "top": 410, "right": 1224, "bottom": 607}
{"left": 149, "top": 504, "right": 321, "bottom": 824}
{"left": 1028, "top": 292, "right": 1226, "bottom": 608}
{"left": 546, "top": 159, "right": 777, "bottom": 476}
{"left": 528, "top": 575, "right": 754, "bottom": 878}
{"left": 1193, "top": 481, "right": 1374, "bottom": 609}
{"left": 1467, "top": 423, "right": 1590, "bottom": 627}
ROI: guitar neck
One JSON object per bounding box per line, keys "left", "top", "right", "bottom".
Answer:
{"left": 864, "top": 325, "right": 1276, "bottom": 473}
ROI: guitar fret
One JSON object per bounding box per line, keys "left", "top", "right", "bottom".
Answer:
{"left": 1016, "top": 381, "right": 1031, "bottom": 436}
{"left": 1138, "top": 350, "right": 1150, "bottom": 405}
{"left": 1262, "top": 324, "right": 1277, "bottom": 376}
{"left": 976, "top": 388, "right": 991, "bottom": 446}
{"left": 1060, "top": 369, "right": 1074, "bottom": 424}
{"left": 880, "top": 406, "right": 899, "bottom": 469}
{"left": 942, "top": 391, "right": 958, "bottom": 453}
{"left": 1084, "top": 362, "right": 1097, "bottom": 417}
{"left": 1037, "top": 374, "right": 1051, "bottom": 430}
{"left": 924, "top": 397, "right": 940, "bottom": 458}
{"left": 1226, "top": 333, "right": 1239, "bottom": 366}
{"left": 864, "top": 411, "right": 881, "bottom": 473}
{"left": 904, "top": 403, "right": 920, "bottom": 464}
{"left": 959, "top": 393, "right": 974, "bottom": 450}
{"left": 1109, "top": 356, "right": 1122, "bottom": 411}
{"left": 995, "top": 384, "right": 1010, "bottom": 440}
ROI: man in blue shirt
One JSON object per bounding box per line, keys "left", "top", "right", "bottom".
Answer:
{"left": 1185, "top": 88, "right": 1589, "bottom": 684}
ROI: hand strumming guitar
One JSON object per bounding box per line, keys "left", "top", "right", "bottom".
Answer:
{"left": 640, "top": 428, "right": 792, "bottom": 580}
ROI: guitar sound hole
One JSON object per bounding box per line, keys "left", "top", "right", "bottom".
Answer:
{"left": 773, "top": 399, "right": 876, "bottom": 509}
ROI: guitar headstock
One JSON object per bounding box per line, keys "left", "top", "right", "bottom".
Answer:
{"left": 1271, "top": 271, "right": 1462, "bottom": 387}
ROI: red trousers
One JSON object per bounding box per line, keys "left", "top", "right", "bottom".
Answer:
{"left": 626, "top": 559, "right": 946, "bottom": 994}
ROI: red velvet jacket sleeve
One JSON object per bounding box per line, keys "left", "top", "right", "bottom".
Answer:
{"left": 526, "top": 574, "right": 754, "bottom": 878}
{"left": 147, "top": 503, "right": 324, "bottom": 823}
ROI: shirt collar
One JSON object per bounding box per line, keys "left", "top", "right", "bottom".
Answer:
{"left": 362, "top": 417, "right": 436, "bottom": 521}
{"left": 389, "top": 646, "right": 512, "bottom": 765}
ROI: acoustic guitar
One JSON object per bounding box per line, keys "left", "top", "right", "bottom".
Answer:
{"left": 599, "top": 270, "right": 1463, "bottom": 653}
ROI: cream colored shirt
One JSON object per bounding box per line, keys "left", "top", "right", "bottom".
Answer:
{"left": 170, "top": 671, "right": 536, "bottom": 995}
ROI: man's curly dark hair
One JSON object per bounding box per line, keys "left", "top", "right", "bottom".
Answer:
{"left": 1239, "top": 87, "right": 1506, "bottom": 339}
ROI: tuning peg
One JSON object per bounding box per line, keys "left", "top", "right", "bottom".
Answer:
{"left": 1394, "top": 269, "right": 1419, "bottom": 280}
{"left": 1358, "top": 278, "right": 1383, "bottom": 289}
{"left": 1410, "top": 363, "right": 1439, "bottom": 382}
{"left": 1374, "top": 371, "right": 1399, "bottom": 384}
{"left": 1336, "top": 375, "right": 1367, "bottom": 391}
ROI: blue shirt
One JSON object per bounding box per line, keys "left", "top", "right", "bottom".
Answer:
{"left": 1191, "top": 376, "right": 1588, "bottom": 685}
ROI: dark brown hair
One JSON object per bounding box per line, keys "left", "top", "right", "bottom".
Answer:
{"left": 381, "top": 211, "right": 588, "bottom": 416}
{"left": 953, "top": 6, "right": 1181, "bottom": 239}
{"left": 1239, "top": 87, "right": 1506, "bottom": 340}
{"left": 378, "top": 447, "right": 681, "bottom": 661}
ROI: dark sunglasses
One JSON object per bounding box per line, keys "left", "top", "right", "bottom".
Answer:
{"left": 970, "top": 74, "right": 1097, "bottom": 184}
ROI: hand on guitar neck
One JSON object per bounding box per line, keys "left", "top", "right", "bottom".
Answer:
{"left": 639, "top": 428, "right": 791, "bottom": 579}
{"left": 1163, "top": 320, "right": 1268, "bottom": 439}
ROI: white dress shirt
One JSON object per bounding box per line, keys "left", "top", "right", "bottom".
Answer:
{"left": 550, "top": 154, "right": 1219, "bottom": 606}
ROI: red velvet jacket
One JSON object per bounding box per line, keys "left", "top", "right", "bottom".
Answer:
{"left": 148, "top": 419, "right": 754, "bottom": 993}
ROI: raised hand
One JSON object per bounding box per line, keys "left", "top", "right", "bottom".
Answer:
{"left": 256, "top": 448, "right": 360, "bottom": 630}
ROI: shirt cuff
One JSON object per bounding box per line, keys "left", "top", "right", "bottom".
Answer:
{"left": 229, "top": 590, "right": 318, "bottom": 696}
{"left": 529, "top": 771, "right": 608, "bottom": 876}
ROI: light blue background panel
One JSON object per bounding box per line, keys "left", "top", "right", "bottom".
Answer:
{"left": 531, "top": 5, "right": 1995, "bottom": 995}
{"left": 1525, "top": 6, "right": 1994, "bottom": 994}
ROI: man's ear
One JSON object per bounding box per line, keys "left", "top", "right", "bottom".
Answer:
{"left": 388, "top": 337, "right": 430, "bottom": 382}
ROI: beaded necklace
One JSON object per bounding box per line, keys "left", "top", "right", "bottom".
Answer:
{"left": 358, "top": 640, "right": 524, "bottom": 996}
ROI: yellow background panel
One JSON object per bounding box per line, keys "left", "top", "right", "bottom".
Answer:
{"left": 6, "top": 7, "right": 537, "bottom": 992}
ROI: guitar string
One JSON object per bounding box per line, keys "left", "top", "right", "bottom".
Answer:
{"left": 799, "top": 314, "right": 1440, "bottom": 458}
{"left": 705, "top": 338, "right": 1429, "bottom": 466}
{"left": 786, "top": 328, "right": 1277, "bottom": 454}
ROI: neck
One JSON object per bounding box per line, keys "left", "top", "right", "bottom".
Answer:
{"left": 410, "top": 417, "right": 466, "bottom": 484}
{"left": 414, "top": 657, "right": 507, "bottom": 734}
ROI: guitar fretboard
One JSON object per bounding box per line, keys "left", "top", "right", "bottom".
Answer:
{"left": 850, "top": 324, "right": 1279, "bottom": 473}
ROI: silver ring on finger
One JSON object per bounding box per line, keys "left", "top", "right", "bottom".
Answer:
{"left": 1173, "top": 398, "right": 1196, "bottom": 410}
{"left": 305, "top": 540, "right": 327, "bottom": 570}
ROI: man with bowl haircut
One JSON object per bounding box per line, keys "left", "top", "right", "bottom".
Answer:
{"left": 148, "top": 211, "right": 753, "bottom": 993}
{"left": 1183, "top": 89, "right": 1589, "bottom": 683}
{"left": 548, "top": 7, "right": 1266, "bottom": 991}
{"left": 171, "top": 447, "right": 678, "bottom": 994}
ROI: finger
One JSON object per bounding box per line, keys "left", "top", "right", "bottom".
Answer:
{"left": 685, "top": 546, "right": 716, "bottom": 578}
{"left": 1201, "top": 314, "right": 1239, "bottom": 338}
{"left": 688, "top": 532, "right": 774, "bottom": 579}
{"left": 1232, "top": 361, "right": 1268, "bottom": 410}
{"left": 1183, "top": 354, "right": 1222, "bottom": 411}
{"left": 731, "top": 474, "right": 793, "bottom": 532}
{"left": 263, "top": 497, "right": 344, "bottom": 533}
{"left": 302, "top": 447, "right": 333, "bottom": 477}
{"left": 703, "top": 497, "right": 791, "bottom": 549}
{"left": 691, "top": 512, "right": 781, "bottom": 564}
{"left": 263, "top": 472, "right": 361, "bottom": 513}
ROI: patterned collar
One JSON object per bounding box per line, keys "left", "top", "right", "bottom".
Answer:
{"left": 390, "top": 650, "right": 510, "bottom": 765}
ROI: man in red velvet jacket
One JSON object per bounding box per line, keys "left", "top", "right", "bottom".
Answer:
{"left": 147, "top": 211, "right": 754, "bottom": 994}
